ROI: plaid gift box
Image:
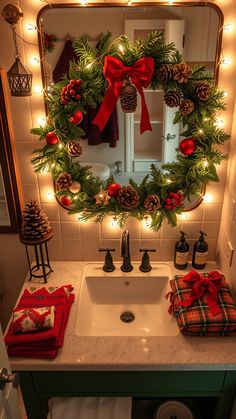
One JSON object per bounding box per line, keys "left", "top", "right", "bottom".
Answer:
{"left": 166, "top": 271, "right": 236, "bottom": 336}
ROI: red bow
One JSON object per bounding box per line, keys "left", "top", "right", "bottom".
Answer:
{"left": 178, "top": 270, "right": 224, "bottom": 316}
{"left": 92, "top": 56, "right": 154, "bottom": 134}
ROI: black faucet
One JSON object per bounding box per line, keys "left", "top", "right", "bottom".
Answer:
{"left": 120, "top": 229, "right": 133, "bottom": 272}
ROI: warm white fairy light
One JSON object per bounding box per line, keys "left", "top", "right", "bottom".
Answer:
{"left": 168, "top": 0, "right": 174, "bottom": 4}
{"left": 203, "top": 159, "right": 209, "bottom": 167}
{"left": 111, "top": 215, "right": 118, "bottom": 227}
{"left": 51, "top": 162, "right": 55, "bottom": 169}
{"left": 37, "top": 117, "right": 46, "bottom": 127}
{"left": 80, "top": 0, "right": 88, "bottom": 6}
{"left": 34, "top": 85, "right": 43, "bottom": 94}
{"left": 166, "top": 178, "right": 172, "bottom": 184}
{"left": 73, "top": 195, "right": 78, "bottom": 201}
{"left": 198, "top": 129, "right": 204, "bottom": 134}
{"left": 58, "top": 143, "right": 63, "bottom": 150}
{"left": 143, "top": 214, "right": 152, "bottom": 228}
{"left": 224, "top": 23, "right": 234, "bottom": 33}
{"left": 125, "top": 0, "right": 132, "bottom": 6}
{"left": 220, "top": 56, "right": 232, "bottom": 66}
{"left": 181, "top": 213, "right": 188, "bottom": 220}
{"left": 86, "top": 62, "right": 93, "bottom": 69}
{"left": 215, "top": 119, "right": 224, "bottom": 128}
{"left": 30, "top": 57, "right": 40, "bottom": 65}
{"left": 47, "top": 192, "right": 54, "bottom": 200}
{"left": 203, "top": 193, "right": 213, "bottom": 204}
{"left": 27, "top": 23, "right": 37, "bottom": 31}
{"left": 223, "top": 90, "right": 228, "bottom": 98}
{"left": 118, "top": 44, "right": 125, "bottom": 55}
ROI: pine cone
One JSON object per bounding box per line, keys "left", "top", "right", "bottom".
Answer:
{"left": 194, "top": 81, "right": 212, "bottom": 101}
{"left": 173, "top": 63, "right": 192, "bottom": 83}
{"left": 117, "top": 185, "right": 139, "bottom": 209}
{"left": 67, "top": 141, "right": 83, "bottom": 157}
{"left": 119, "top": 81, "right": 137, "bottom": 113}
{"left": 144, "top": 194, "right": 161, "bottom": 211}
{"left": 157, "top": 64, "right": 173, "bottom": 83}
{"left": 21, "top": 200, "right": 51, "bottom": 240}
{"left": 56, "top": 172, "right": 73, "bottom": 191}
{"left": 179, "top": 99, "right": 194, "bottom": 115}
{"left": 164, "top": 90, "right": 182, "bottom": 107}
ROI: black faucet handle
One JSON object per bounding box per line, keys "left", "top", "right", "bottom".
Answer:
{"left": 139, "top": 248, "right": 156, "bottom": 272}
{"left": 99, "top": 248, "right": 115, "bottom": 272}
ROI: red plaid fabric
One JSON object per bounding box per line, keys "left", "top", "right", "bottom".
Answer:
{"left": 167, "top": 272, "right": 236, "bottom": 336}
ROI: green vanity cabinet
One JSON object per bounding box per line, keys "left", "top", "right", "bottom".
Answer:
{"left": 18, "top": 370, "right": 235, "bottom": 419}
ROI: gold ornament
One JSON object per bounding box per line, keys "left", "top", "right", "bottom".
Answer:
{"left": 94, "top": 189, "right": 110, "bottom": 205}
{"left": 69, "top": 181, "right": 81, "bottom": 194}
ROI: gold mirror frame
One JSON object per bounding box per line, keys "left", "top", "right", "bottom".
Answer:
{"left": 33, "top": 2, "right": 225, "bottom": 228}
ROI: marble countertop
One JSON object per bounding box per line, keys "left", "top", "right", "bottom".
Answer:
{"left": 9, "top": 261, "right": 236, "bottom": 372}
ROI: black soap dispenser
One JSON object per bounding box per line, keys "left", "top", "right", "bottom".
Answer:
{"left": 192, "top": 231, "right": 208, "bottom": 269}
{"left": 174, "top": 231, "right": 190, "bottom": 270}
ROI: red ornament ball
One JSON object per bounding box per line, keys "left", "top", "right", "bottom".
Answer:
{"left": 60, "top": 195, "right": 72, "bottom": 207}
{"left": 69, "top": 110, "right": 83, "bottom": 125}
{"left": 46, "top": 131, "right": 59, "bottom": 145}
{"left": 179, "top": 137, "right": 196, "bottom": 156}
{"left": 108, "top": 183, "right": 122, "bottom": 198}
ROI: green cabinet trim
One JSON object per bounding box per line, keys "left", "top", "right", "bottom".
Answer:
{"left": 18, "top": 370, "right": 235, "bottom": 419}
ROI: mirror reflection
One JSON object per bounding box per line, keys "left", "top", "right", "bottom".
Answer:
{"left": 0, "top": 167, "right": 10, "bottom": 226}
{"left": 39, "top": 4, "right": 220, "bottom": 186}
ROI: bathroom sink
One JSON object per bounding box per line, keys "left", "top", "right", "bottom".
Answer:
{"left": 75, "top": 263, "right": 179, "bottom": 337}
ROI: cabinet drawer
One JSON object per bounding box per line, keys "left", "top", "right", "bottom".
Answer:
{"left": 32, "top": 371, "right": 224, "bottom": 395}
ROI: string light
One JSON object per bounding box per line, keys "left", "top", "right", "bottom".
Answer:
{"left": 215, "top": 119, "right": 224, "bottom": 128}
{"left": 224, "top": 23, "right": 234, "bottom": 33}
{"left": 143, "top": 214, "right": 152, "bottom": 228}
{"left": 203, "top": 159, "right": 209, "bottom": 167}
{"left": 80, "top": 0, "right": 88, "bottom": 6}
{"left": 220, "top": 56, "right": 232, "bottom": 66}
{"left": 166, "top": 178, "right": 172, "bottom": 184}
{"left": 181, "top": 213, "right": 188, "bottom": 220}
{"left": 168, "top": 0, "right": 174, "bottom": 4}
{"left": 58, "top": 143, "right": 63, "bottom": 150}
{"left": 30, "top": 57, "right": 40, "bottom": 65}
{"left": 118, "top": 44, "right": 125, "bottom": 55}
{"left": 73, "top": 195, "right": 78, "bottom": 201}
{"left": 203, "top": 193, "right": 213, "bottom": 203}
{"left": 34, "top": 85, "right": 43, "bottom": 94}
{"left": 51, "top": 162, "right": 55, "bottom": 169}
{"left": 223, "top": 90, "right": 228, "bottom": 98}
{"left": 125, "top": 0, "right": 132, "bottom": 6}
{"left": 198, "top": 129, "right": 204, "bottom": 134}
{"left": 47, "top": 192, "right": 54, "bottom": 200}
{"left": 37, "top": 117, "right": 46, "bottom": 127}
{"left": 26, "top": 23, "right": 37, "bottom": 31}
{"left": 111, "top": 215, "right": 118, "bottom": 227}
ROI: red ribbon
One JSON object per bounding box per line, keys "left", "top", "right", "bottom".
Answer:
{"left": 92, "top": 56, "right": 154, "bottom": 134}
{"left": 177, "top": 270, "right": 224, "bottom": 316}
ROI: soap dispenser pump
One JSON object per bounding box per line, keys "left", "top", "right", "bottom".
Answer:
{"left": 174, "top": 231, "right": 190, "bottom": 270}
{"left": 192, "top": 231, "right": 208, "bottom": 269}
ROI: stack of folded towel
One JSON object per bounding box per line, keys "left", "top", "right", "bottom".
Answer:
{"left": 5, "top": 285, "right": 75, "bottom": 359}
{"left": 166, "top": 270, "right": 236, "bottom": 336}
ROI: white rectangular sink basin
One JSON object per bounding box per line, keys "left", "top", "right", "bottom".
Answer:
{"left": 75, "top": 263, "right": 179, "bottom": 337}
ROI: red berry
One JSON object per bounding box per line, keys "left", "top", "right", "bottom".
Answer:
{"left": 60, "top": 195, "right": 72, "bottom": 207}
{"left": 75, "top": 94, "right": 81, "bottom": 100}
{"left": 70, "top": 89, "right": 76, "bottom": 95}
{"left": 70, "top": 80, "right": 75, "bottom": 85}
{"left": 76, "top": 79, "right": 82, "bottom": 85}
{"left": 46, "top": 132, "right": 59, "bottom": 145}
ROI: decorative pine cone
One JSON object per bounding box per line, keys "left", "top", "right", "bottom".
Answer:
{"left": 119, "top": 81, "right": 137, "bottom": 113}
{"left": 67, "top": 141, "right": 83, "bottom": 157}
{"left": 164, "top": 90, "right": 182, "bottom": 107}
{"left": 144, "top": 194, "right": 161, "bottom": 212}
{"left": 194, "top": 81, "right": 212, "bottom": 101}
{"left": 21, "top": 200, "right": 51, "bottom": 240}
{"left": 56, "top": 172, "right": 73, "bottom": 191}
{"left": 173, "top": 63, "right": 192, "bottom": 83}
{"left": 117, "top": 185, "right": 139, "bottom": 209}
{"left": 61, "top": 79, "right": 82, "bottom": 105}
{"left": 157, "top": 64, "right": 173, "bottom": 83}
{"left": 179, "top": 99, "right": 194, "bottom": 115}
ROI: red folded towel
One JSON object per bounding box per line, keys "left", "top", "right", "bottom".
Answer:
{"left": 5, "top": 285, "right": 75, "bottom": 359}
{"left": 11, "top": 306, "right": 55, "bottom": 334}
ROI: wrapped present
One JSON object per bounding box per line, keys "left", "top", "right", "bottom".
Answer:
{"left": 166, "top": 270, "right": 236, "bottom": 336}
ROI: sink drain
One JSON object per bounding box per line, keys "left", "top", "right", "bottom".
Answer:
{"left": 120, "top": 311, "right": 135, "bottom": 323}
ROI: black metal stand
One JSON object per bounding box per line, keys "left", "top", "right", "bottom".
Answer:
{"left": 20, "top": 230, "right": 54, "bottom": 283}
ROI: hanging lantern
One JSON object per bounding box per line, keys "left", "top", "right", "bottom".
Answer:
{"left": 2, "top": 4, "right": 32, "bottom": 97}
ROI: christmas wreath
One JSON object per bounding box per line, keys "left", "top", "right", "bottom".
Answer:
{"left": 31, "top": 31, "right": 229, "bottom": 231}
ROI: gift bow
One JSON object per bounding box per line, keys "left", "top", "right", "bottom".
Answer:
{"left": 178, "top": 270, "right": 224, "bottom": 316}
{"left": 92, "top": 56, "right": 154, "bottom": 134}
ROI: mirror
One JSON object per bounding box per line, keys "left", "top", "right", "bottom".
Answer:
{"left": 38, "top": 3, "right": 222, "bottom": 185}
{"left": 33, "top": 3, "right": 227, "bottom": 230}
{"left": 0, "top": 69, "right": 22, "bottom": 233}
